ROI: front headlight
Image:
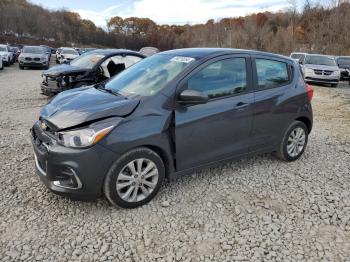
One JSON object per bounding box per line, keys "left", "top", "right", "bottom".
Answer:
{"left": 305, "top": 68, "right": 313, "bottom": 74}
{"left": 56, "top": 118, "right": 122, "bottom": 148}
{"left": 334, "top": 70, "right": 340, "bottom": 75}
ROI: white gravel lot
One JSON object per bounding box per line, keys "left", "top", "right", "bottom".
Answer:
{"left": 0, "top": 63, "right": 350, "bottom": 261}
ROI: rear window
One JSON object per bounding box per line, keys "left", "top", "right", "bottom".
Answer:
{"left": 256, "top": 59, "right": 289, "bottom": 89}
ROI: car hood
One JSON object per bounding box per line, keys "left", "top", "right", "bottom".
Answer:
{"left": 0, "top": 51, "right": 9, "bottom": 55}
{"left": 303, "top": 64, "right": 339, "bottom": 71}
{"left": 40, "top": 87, "right": 140, "bottom": 130}
{"left": 20, "top": 53, "right": 46, "bottom": 58}
{"left": 43, "top": 64, "right": 89, "bottom": 77}
{"left": 62, "top": 54, "right": 79, "bottom": 58}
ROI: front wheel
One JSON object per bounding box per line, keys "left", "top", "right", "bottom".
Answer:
{"left": 104, "top": 147, "right": 165, "bottom": 208}
{"left": 275, "top": 121, "right": 308, "bottom": 162}
{"left": 331, "top": 83, "right": 338, "bottom": 88}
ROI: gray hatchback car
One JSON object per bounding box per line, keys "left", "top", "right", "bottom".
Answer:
{"left": 31, "top": 48, "right": 313, "bottom": 208}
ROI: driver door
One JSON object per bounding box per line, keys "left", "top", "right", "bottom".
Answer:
{"left": 175, "top": 55, "right": 254, "bottom": 171}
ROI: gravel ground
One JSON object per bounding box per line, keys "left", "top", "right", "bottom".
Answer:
{"left": 0, "top": 63, "right": 350, "bottom": 261}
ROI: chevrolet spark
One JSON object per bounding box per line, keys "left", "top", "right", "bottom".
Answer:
{"left": 31, "top": 48, "right": 313, "bottom": 208}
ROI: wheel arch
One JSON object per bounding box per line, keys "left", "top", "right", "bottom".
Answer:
{"left": 295, "top": 116, "right": 312, "bottom": 133}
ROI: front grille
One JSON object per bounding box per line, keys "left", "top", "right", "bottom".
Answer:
{"left": 314, "top": 69, "right": 333, "bottom": 75}
{"left": 25, "top": 57, "right": 32, "bottom": 61}
{"left": 34, "top": 58, "right": 40, "bottom": 61}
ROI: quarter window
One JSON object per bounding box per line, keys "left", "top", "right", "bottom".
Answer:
{"left": 188, "top": 58, "right": 247, "bottom": 99}
{"left": 256, "top": 59, "right": 289, "bottom": 89}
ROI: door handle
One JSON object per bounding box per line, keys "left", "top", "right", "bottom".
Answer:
{"left": 234, "top": 102, "right": 249, "bottom": 110}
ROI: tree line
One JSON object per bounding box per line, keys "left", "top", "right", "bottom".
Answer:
{"left": 1, "top": 0, "right": 350, "bottom": 56}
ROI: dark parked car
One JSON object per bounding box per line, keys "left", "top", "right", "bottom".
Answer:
{"left": 336, "top": 56, "right": 350, "bottom": 80}
{"left": 9, "top": 46, "right": 18, "bottom": 63}
{"left": 40, "top": 49, "right": 145, "bottom": 96}
{"left": 31, "top": 48, "right": 313, "bottom": 208}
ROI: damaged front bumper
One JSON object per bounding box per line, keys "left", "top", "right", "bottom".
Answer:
{"left": 30, "top": 120, "right": 118, "bottom": 200}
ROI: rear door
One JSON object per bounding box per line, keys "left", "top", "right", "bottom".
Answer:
{"left": 250, "top": 55, "right": 296, "bottom": 151}
{"left": 174, "top": 54, "right": 255, "bottom": 171}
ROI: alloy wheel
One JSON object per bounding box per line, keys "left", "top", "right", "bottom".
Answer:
{"left": 286, "top": 127, "right": 306, "bottom": 157}
{"left": 116, "top": 158, "right": 159, "bottom": 203}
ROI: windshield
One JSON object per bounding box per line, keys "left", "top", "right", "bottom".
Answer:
{"left": 0, "top": 46, "right": 7, "bottom": 52}
{"left": 69, "top": 52, "right": 105, "bottom": 69}
{"left": 291, "top": 53, "right": 304, "bottom": 59}
{"left": 61, "top": 49, "right": 78, "bottom": 55}
{"left": 337, "top": 57, "right": 350, "bottom": 67}
{"left": 22, "top": 47, "right": 45, "bottom": 54}
{"left": 304, "top": 55, "right": 336, "bottom": 66}
{"left": 105, "top": 54, "right": 196, "bottom": 97}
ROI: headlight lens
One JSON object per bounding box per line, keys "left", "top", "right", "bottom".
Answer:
{"left": 305, "top": 68, "right": 313, "bottom": 74}
{"left": 334, "top": 70, "right": 340, "bottom": 75}
{"left": 57, "top": 118, "right": 122, "bottom": 148}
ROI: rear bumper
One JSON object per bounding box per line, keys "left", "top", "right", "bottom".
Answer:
{"left": 30, "top": 121, "right": 118, "bottom": 200}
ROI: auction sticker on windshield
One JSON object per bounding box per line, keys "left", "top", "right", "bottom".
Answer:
{"left": 170, "top": 56, "right": 195, "bottom": 63}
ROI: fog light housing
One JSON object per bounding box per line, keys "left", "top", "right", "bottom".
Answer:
{"left": 53, "top": 167, "right": 82, "bottom": 189}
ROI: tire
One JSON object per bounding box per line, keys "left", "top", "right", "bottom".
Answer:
{"left": 19, "top": 65, "right": 24, "bottom": 70}
{"left": 275, "top": 121, "right": 308, "bottom": 162}
{"left": 104, "top": 147, "right": 165, "bottom": 208}
{"left": 331, "top": 84, "right": 338, "bottom": 88}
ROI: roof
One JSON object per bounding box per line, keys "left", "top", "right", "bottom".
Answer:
{"left": 88, "top": 49, "right": 144, "bottom": 56}
{"left": 160, "top": 48, "right": 290, "bottom": 60}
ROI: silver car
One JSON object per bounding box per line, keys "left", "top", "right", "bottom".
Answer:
{"left": 301, "top": 54, "right": 340, "bottom": 87}
{"left": 18, "top": 46, "right": 50, "bottom": 70}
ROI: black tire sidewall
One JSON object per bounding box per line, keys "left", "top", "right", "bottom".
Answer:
{"left": 281, "top": 121, "right": 308, "bottom": 161}
{"left": 104, "top": 148, "right": 165, "bottom": 208}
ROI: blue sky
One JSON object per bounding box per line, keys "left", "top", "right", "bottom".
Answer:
{"left": 29, "top": 0, "right": 310, "bottom": 27}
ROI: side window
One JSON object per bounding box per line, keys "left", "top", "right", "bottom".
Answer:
{"left": 188, "top": 58, "right": 247, "bottom": 99}
{"left": 100, "top": 55, "right": 143, "bottom": 78}
{"left": 256, "top": 59, "right": 289, "bottom": 89}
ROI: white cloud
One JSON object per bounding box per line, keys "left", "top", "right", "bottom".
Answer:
{"left": 76, "top": 0, "right": 290, "bottom": 27}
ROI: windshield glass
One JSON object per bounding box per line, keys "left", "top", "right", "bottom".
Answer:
{"left": 61, "top": 49, "right": 78, "bottom": 55}
{"left": 0, "top": 46, "right": 7, "bottom": 52}
{"left": 70, "top": 52, "right": 105, "bottom": 69}
{"left": 22, "top": 46, "right": 45, "bottom": 54}
{"left": 337, "top": 57, "right": 350, "bottom": 67}
{"left": 305, "top": 55, "right": 336, "bottom": 66}
{"left": 105, "top": 54, "right": 196, "bottom": 97}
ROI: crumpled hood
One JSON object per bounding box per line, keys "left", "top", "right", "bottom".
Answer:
{"left": 303, "top": 64, "right": 339, "bottom": 71}
{"left": 43, "top": 64, "right": 89, "bottom": 77}
{"left": 40, "top": 87, "right": 139, "bottom": 130}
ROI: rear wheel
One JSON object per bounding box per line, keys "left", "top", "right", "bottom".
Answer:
{"left": 104, "top": 147, "right": 165, "bottom": 208}
{"left": 275, "top": 121, "right": 308, "bottom": 161}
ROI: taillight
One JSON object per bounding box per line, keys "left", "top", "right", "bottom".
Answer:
{"left": 306, "top": 84, "right": 313, "bottom": 102}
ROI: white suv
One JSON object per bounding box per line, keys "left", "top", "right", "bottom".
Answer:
{"left": 0, "top": 44, "right": 13, "bottom": 66}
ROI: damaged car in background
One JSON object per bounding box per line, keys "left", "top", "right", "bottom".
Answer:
{"left": 40, "top": 49, "right": 145, "bottom": 96}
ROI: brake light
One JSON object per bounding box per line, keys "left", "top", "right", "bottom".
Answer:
{"left": 306, "top": 84, "right": 313, "bottom": 102}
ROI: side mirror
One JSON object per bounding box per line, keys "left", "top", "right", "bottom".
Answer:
{"left": 299, "top": 60, "right": 303, "bottom": 65}
{"left": 178, "top": 89, "right": 208, "bottom": 105}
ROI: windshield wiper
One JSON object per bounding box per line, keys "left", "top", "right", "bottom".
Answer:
{"left": 94, "top": 83, "right": 122, "bottom": 97}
